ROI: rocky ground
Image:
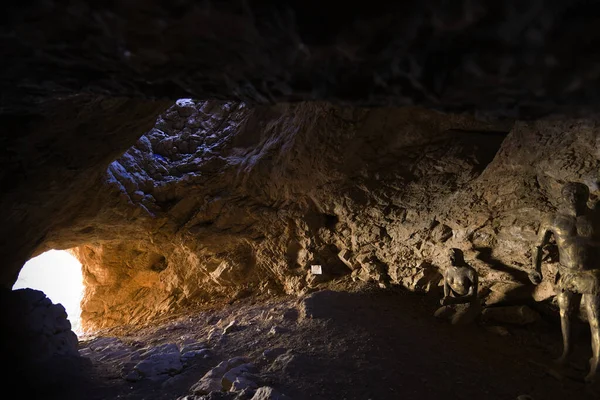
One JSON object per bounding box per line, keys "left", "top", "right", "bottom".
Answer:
{"left": 47, "top": 282, "right": 600, "bottom": 400}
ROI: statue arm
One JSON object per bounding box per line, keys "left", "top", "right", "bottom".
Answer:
{"left": 530, "top": 219, "right": 552, "bottom": 284}
{"left": 441, "top": 271, "right": 451, "bottom": 305}
{"left": 466, "top": 270, "right": 478, "bottom": 301}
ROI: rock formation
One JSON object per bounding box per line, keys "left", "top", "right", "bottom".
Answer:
{"left": 3, "top": 2, "right": 600, "bottom": 386}
{"left": 1, "top": 288, "right": 83, "bottom": 396}
{"left": 10, "top": 98, "right": 592, "bottom": 332}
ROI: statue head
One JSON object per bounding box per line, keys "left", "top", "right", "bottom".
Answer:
{"left": 561, "top": 182, "right": 589, "bottom": 214}
{"left": 448, "top": 248, "right": 464, "bottom": 266}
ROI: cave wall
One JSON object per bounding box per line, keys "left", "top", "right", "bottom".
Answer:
{"left": 34, "top": 100, "right": 597, "bottom": 331}
{"left": 3, "top": 1, "right": 600, "bottom": 332}
{"left": 0, "top": 96, "right": 170, "bottom": 288}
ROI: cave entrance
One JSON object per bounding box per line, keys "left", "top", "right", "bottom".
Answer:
{"left": 12, "top": 249, "right": 84, "bottom": 336}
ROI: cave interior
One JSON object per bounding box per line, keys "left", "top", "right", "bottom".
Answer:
{"left": 3, "top": 2, "right": 600, "bottom": 399}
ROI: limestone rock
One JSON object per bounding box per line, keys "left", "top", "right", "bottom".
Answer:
{"left": 191, "top": 377, "right": 224, "bottom": 396}
{"left": 231, "top": 376, "right": 258, "bottom": 392}
{"left": 181, "top": 342, "right": 209, "bottom": 354}
{"left": 401, "top": 264, "right": 443, "bottom": 294}
{"left": 268, "top": 326, "right": 288, "bottom": 335}
{"left": 133, "top": 344, "right": 183, "bottom": 378}
{"left": 182, "top": 349, "right": 212, "bottom": 364}
{"left": 262, "top": 348, "right": 287, "bottom": 362}
{"left": 224, "top": 321, "right": 244, "bottom": 335}
{"left": 532, "top": 281, "right": 556, "bottom": 302}
{"left": 222, "top": 363, "right": 256, "bottom": 391}
{"left": 191, "top": 357, "right": 251, "bottom": 395}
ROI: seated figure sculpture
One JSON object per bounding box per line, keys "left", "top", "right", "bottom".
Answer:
{"left": 434, "top": 248, "right": 480, "bottom": 325}
{"left": 441, "top": 248, "right": 478, "bottom": 306}
{"left": 529, "top": 181, "right": 600, "bottom": 383}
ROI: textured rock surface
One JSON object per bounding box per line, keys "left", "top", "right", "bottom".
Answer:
{"left": 0, "top": 96, "right": 170, "bottom": 288}
{"left": 50, "top": 100, "right": 512, "bottom": 330}
{"left": 2, "top": 1, "right": 600, "bottom": 332}
{"left": 15, "top": 98, "right": 594, "bottom": 331}
{"left": 2, "top": 3, "right": 600, "bottom": 398}
{"left": 3, "top": 1, "right": 600, "bottom": 118}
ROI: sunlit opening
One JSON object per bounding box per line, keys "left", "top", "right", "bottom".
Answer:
{"left": 13, "top": 249, "right": 84, "bottom": 336}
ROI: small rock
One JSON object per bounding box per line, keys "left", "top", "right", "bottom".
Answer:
{"left": 181, "top": 342, "right": 208, "bottom": 354}
{"left": 235, "top": 388, "right": 257, "bottom": 399}
{"left": 337, "top": 249, "right": 357, "bottom": 270}
{"left": 268, "top": 326, "right": 287, "bottom": 335}
{"left": 207, "top": 328, "right": 222, "bottom": 342}
{"left": 190, "top": 377, "right": 223, "bottom": 395}
{"left": 181, "top": 349, "right": 212, "bottom": 364}
{"left": 268, "top": 353, "right": 307, "bottom": 376}
{"left": 431, "top": 223, "right": 453, "bottom": 243}
{"left": 141, "top": 343, "right": 180, "bottom": 358}
{"left": 251, "top": 387, "right": 291, "bottom": 400}
{"left": 224, "top": 321, "right": 243, "bottom": 334}
{"left": 191, "top": 357, "right": 251, "bottom": 395}
{"left": 262, "top": 348, "right": 287, "bottom": 361}
{"left": 231, "top": 376, "right": 258, "bottom": 392}
{"left": 223, "top": 363, "right": 256, "bottom": 390}
{"left": 226, "top": 357, "right": 251, "bottom": 369}
{"left": 532, "top": 280, "right": 555, "bottom": 302}
{"left": 401, "top": 263, "right": 442, "bottom": 293}
{"left": 182, "top": 349, "right": 212, "bottom": 362}
{"left": 134, "top": 350, "right": 183, "bottom": 377}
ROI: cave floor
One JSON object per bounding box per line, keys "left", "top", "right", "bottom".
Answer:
{"left": 71, "top": 282, "right": 599, "bottom": 400}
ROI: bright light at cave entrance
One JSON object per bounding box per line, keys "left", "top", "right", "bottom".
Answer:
{"left": 13, "top": 250, "right": 84, "bottom": 336}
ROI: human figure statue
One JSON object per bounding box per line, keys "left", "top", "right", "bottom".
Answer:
{"left": 441, "top": 248, "right": 479, "bottom": 306}
{"left": 529, "top": 181, "right": 600, "bottom": 382}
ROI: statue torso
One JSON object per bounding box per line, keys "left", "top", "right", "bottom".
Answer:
{"left": 446, "top": 266, "right": 472, "bottom": 296}
{"left": 551, "top": 212, "right": 599, "bottom": 271}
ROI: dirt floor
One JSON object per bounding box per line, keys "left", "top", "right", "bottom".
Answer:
{"left": 54, "top": 281, "right": 600, "bottom": 400}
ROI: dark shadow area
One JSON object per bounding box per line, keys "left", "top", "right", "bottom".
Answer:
{"left": 474, "top": 246, "right": 531, "bottom": 283}
{"left": 276, "top": 287, "right": 599, "bottom": 400}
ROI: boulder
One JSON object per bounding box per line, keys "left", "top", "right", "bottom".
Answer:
{"left": 190, "top": 357, "right": 252, "bottom": 395}
{"left": 222, "top": 363, "right": 256, "bottom": 391}
{"left": 134, "top": 351, "right": 183, "bottom": 377}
